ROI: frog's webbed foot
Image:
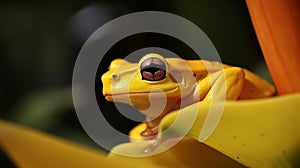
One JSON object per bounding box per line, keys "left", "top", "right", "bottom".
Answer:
{"left": 140, "top": 126, "right": 159, "bottom": 137}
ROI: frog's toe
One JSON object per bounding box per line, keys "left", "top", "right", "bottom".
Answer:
{"left": 140, "top": 127, "right": 159, "bottom": 137}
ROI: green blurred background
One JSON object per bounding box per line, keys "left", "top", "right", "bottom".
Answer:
{"left": 0, "top": 0, "right": 272, "bottom": 166}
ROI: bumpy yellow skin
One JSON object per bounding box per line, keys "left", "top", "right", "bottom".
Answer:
{"left": 101, "top": 53, "right": 275, "bottom": 136}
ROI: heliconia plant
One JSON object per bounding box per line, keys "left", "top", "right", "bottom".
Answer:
{"left": 0, "top": 0, "right": 300, "bottom": 167}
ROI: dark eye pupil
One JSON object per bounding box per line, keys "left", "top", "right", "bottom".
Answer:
{"left": 140, "top": 58, "right": 166, "bottom": 81}
{"left": 142, "top": 68, "right": 165, "bottom": 81}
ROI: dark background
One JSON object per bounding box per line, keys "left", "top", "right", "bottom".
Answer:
{"left": 0, "top": 0, "right": 273, "bottom": 166}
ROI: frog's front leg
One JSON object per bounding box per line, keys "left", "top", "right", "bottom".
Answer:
{"left": 140, "top": 117, "right": 160, "bottom": 137}
{"left": 140, "top": 102, "right": 179, "bottom": 137}
{"left": 194, "top": 67, "right": 246, "bottom": 102}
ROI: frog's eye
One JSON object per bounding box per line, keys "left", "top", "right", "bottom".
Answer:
{"left": 140, "top": 57, "right": 166, "bottom": 81}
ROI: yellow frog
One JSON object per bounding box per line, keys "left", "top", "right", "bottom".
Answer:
{"left": 101, "top": 53, "right": 275, "bottom": 137}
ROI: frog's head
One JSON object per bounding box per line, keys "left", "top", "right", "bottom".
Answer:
{"left": 101, "top": 54, "right": 197, "bottom": 117}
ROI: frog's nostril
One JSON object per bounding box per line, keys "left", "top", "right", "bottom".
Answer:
{"left": 111, "top": 74, "right": 119, "bottom": 80}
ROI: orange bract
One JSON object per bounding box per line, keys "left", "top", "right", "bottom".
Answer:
{"left": 246, "top": 0, "right": 300, "bottom": 95}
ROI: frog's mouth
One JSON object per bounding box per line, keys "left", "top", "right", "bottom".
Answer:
{"left": 104, "top": 87, "right": 179, "bottom": 102}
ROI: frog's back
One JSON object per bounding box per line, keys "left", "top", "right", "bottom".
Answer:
{"left": 184, "top": 59, "right": 276, "bottom": 99}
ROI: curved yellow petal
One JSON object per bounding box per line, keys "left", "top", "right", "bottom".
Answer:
{"left": 157, "top": 93, "right": 300, "bottom": 167}
{"left": 109, "top": 137, "right": 245, "bottom": 168}
{"left": 2, "top": 94, "right": 299, "bottom": 167}
{"left": 0, "top": 120, "right": 146, "bottom": 168}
